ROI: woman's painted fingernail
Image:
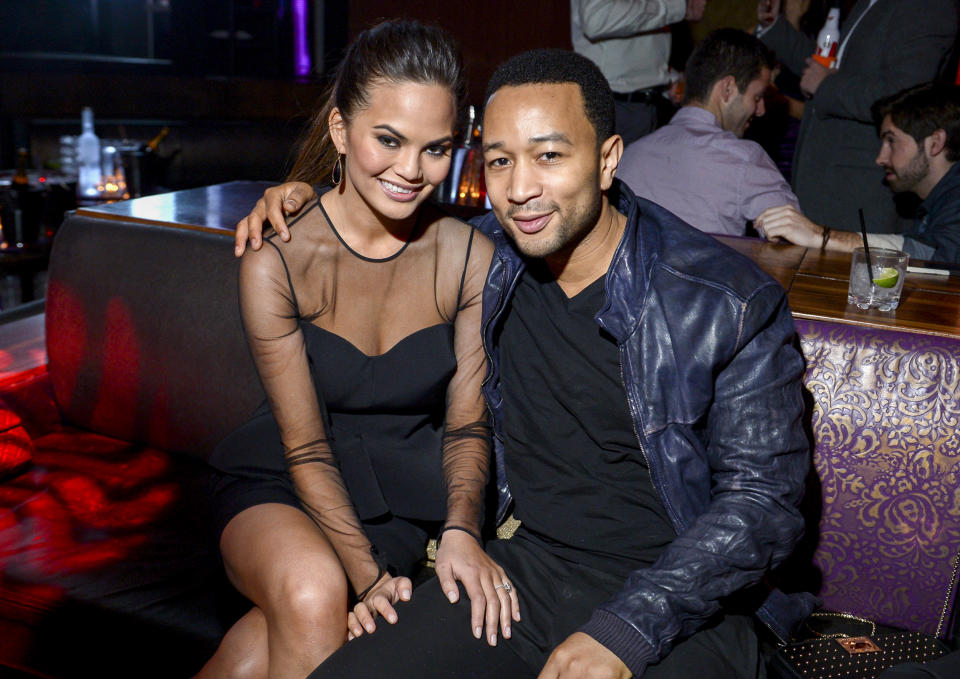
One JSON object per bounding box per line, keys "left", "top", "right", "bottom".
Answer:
{"left": 475, "top": 626, "right": 482, "bottom": 639}
{"left": 489, "top": 633, "right": 497, "bottom": 646}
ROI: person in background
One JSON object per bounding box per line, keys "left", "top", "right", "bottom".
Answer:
{"left": 571, "top": 0, "right": 707, "bottom": 145}
{"left": 198, "top": 20, "right": 514, "bottom": 679}
{"left": 756, "top": 0, "right": 958, "bottom": 234}
{"left": 617, "top": 28, "right": 798, "bottom": 236}
{"left": 239, "top": 47, "right": 815, "bottom": 679}
{"left": 758, "top": 83, "right": 960, "bottom": 266}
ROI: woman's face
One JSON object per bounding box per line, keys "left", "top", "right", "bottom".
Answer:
{"left": 331, "top": 80, "right": 457, "bottom": 222}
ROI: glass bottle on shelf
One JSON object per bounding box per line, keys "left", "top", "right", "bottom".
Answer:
{"left": 77, "top": 107, "right": 102, "bottom": 198}
{"left": 456, "top": 110, "right": 485, "bottom": 207}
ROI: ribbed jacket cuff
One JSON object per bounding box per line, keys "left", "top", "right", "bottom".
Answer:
{"left": 579, "top": 609, "right": 658, "bottom": 678}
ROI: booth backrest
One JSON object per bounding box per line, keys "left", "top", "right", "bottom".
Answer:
{"left": 796, "top": 318, "right": 960, "bottom": 638}
{"left": 45, "top": 213, "right": 265, "bottom": 460}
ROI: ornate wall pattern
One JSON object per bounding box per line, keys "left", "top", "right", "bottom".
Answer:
{"left": 796, "top": 319, "right": 960, "bottom": 637}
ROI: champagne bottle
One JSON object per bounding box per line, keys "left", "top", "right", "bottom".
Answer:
{"left": 144, "top": 126, "right": 170, "bottom": 152}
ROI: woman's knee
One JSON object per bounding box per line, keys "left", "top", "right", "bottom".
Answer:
{"left": 270, "top": 560, "right": 349, "bottom": 631}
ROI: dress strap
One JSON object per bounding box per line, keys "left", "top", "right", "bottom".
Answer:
{"left": 456, "top": 226, "right": 477, "bottom": 311}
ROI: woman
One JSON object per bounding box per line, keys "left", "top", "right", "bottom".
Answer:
{"left": 199, "top": 20, "right": 516, "bottom": 679}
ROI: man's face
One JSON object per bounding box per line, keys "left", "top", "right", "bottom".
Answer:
{"left": 482, "top": 83, "right": 605, "bottom": 259}
{"left": 876, "top": 115, "right": 930, "bottom": 194}
{"left": 720, "top": 67, "right": 771, "bottom": 138}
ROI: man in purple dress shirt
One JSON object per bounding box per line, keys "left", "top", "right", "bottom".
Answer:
{"left": 617, "top": 29, "right": 799, "bottom": 237}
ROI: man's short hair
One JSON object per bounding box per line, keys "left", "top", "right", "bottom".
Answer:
{"left": 483, "top": 48, "right": 615, "bottom": 145}
{"left": 684, "top": 29, "right": 775, "bottom": 104}
{"left": 872, "top": 82, "right": 960, "bottom": 162}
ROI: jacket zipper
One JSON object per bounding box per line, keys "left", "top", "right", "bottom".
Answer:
{"left": 617, "top": 347, "right": 677, "bottom": 532}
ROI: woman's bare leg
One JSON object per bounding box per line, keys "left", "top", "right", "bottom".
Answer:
{"left": 196, "top": 503, "right": 349, "bottom": 679}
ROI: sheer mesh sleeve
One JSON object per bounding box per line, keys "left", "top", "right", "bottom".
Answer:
{"left": 437, "top": 226, "right": 496, "bottom": 536}
{"left": 238, "top": 239, "right": 384, "bottom": 596}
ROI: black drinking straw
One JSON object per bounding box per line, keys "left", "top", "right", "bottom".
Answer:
{"left": 858, "top": 208, "right": 874, "bottom": 284}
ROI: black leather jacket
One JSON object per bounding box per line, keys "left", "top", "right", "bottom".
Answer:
{"left": 477, "top": 181, "right": 818, "bottom": 675}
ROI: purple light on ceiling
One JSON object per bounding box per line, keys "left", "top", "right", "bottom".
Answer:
{"left": 292, "top": 0, "right": 311, "bottom": 77}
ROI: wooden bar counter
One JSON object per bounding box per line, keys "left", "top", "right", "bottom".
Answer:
{"left": 717, "top": 235, "right": 960, "bottom": 339}
{"left": 77, "top": 182, "right": 960, "bottom": 339}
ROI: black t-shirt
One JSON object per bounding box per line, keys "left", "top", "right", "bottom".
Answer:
{"left": 499, "top": 262, "right": 675, "bottom": 576}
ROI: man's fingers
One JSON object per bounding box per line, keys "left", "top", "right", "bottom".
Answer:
{"left": 371, "top": 593, "right": 399, "bottom": 624}
{"left": 263, "top": 196, "right": 289, "bottom": 242}
{"left": 286, "top": 183, "right": 316, "bottom": 212}
{"left": 346, "top": 611, "right": 364, "bottom": 640}
{"left": 353, "top": 601, "right": 377, "bottom": 635}
{"left": 234, "top": 218, "right": 250, "bottom": 257}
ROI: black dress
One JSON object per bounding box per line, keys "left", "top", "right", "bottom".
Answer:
{"left": 210, "top": 190, "right": 493, "bottom": 589}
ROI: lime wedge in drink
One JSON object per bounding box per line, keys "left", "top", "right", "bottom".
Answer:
{"left": 873, "top": 267, "right": 899, "bottom": 288}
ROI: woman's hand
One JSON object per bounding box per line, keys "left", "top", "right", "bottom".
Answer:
{"left": 434, "top": 530, "right": 521, "bottom": 647}
{"left": 234, "top": 181, "right": 317, "bottom": 257}
{"left": 346, "top": 573, "right": 413, "bottom": 640}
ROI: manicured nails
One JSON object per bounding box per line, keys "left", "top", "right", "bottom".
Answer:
{"left": 504, "top": 625, "right": 511, "bottom": 639}
{"left": 447, "top": 590, "right": 458, "bottom": 603}
{"left": 474, "top": 626, "right": 482, "bottom": 639}
{"left": 489, "top": 633, "right": 497, "bottom": 646}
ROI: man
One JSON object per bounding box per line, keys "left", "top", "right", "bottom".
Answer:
{"left": 757, "top": 0, "right": 958, "bottom": 234}
{"left": 572, "top": 0, "right": 707, "bottom": 145}
{"left": 237, "top": 50, "right": 815, "bottom": 678}
{"left": 757, "top": 83, "right": 960, "bottom": 266}
{"left": 617, "top": 28, "right": 799, "bottom": 236}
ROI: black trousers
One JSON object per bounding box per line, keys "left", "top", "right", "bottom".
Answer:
{"left": 310, "top": 535, "right": 766, "bottom": 678}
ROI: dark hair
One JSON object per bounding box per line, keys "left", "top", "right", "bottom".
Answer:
{"left": 483, "top": 48, "right": 615, "bottom": 146}
{"left": 684, "top": 29, "right": 775, "bottom": 104}
{"left": 287, "top": 19, "right": 465, "bottom": 184}
{"left": 872, "top": 82, "right": 960, "bottom": 162}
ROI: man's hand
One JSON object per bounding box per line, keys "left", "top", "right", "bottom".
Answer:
{"left": 345, "top": 574, "right": 413, "bottom": 640}
{"left": 434, "top": 529, "right": 520, "bottom": 647}
{"left": 234, "top": 181, "right": 317, "bottom": 257}
{"left": 538, "top": 633, "right": 632, "bottom": 679}
{"left": 800, "top": 57, "right": 835, "bottom": 98}
{"left": 757, "top": 0, "right": 781, "bottom": 27}
{"left": 686, "top": 0, "right": 707, "bottom": 22}
{"left": 755, "top": 204, "right": 823, "bottom": 247}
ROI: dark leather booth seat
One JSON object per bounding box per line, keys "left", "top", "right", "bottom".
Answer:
{"left": 0, "top": 208, "right": 264, "bottom": 677}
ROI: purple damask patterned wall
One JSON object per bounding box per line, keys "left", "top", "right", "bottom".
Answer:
{"left": 796, "top": 319, "right": 960, "bottom": 638}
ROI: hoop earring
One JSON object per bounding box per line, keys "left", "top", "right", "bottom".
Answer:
{"left": 331, "top": 153, "right": 344, "bottom": 186}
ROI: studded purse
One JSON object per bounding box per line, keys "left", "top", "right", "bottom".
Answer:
{"left": 768, "top": 612, "right": 950, "bottom": 679}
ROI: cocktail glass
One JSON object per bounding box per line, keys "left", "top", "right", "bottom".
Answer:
{"left": 847, "top": 247, "right": 908, "bottom": 311}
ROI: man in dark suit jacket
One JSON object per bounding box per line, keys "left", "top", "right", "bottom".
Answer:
{"left": 757, "top": 0, "right": 958, "bottom": 233}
